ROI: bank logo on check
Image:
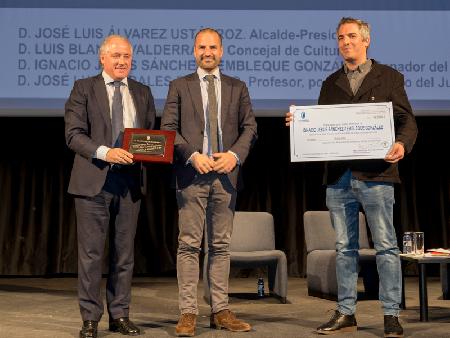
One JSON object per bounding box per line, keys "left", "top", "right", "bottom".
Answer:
{"left": 299, "top": 111, "right": 310, "bottom": 122}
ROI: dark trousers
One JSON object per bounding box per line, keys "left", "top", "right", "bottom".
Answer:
{"left": 75, "top": 171, "right": 141, "bottom": 321}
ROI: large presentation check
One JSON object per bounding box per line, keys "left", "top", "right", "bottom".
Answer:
{"left": 290, "top": 102, "right": 395, "bottom": 162}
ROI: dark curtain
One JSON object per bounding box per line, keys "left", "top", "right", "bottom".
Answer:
{"left": 0, "top": 116, "right": 449, "bottom": 276}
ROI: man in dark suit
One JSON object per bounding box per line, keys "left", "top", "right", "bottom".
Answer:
{"left": 287, "top": 18, "right": 417, "bottom": 337}
{"left": 161, "top": 28, "right": 257, "bottom": 337}
{"left": 65, "top": 35, "right": 156, "bottom": 338}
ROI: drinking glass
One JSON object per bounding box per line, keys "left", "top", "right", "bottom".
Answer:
{"left": 415, "top": 232, "right": 424, "bottom": 255}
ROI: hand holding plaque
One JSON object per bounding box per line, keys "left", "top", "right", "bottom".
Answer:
{"left": 122, "top": 128, "right": 175, "bottom": 164}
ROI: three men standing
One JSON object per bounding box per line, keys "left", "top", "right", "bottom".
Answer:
{"left": 65, "top": 35, "right": 156, "bottom": 338}
{"left": 161, "top": 28, "right": 257, "bottom": 336}
{"left": 66, "top": 17, "right": 416, "bottom": 338}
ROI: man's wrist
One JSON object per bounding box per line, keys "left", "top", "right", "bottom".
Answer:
{"left": 95, "top": 145, "right": 111, "bottom": 161}
{"left": 228, "top": 150, "right": 240, "bottom": 165}
{"left": 187, "top": 151, "right": 200, "bottom": 165}
{"left": 396, "top": 141, "right": 405, "bottom": 150}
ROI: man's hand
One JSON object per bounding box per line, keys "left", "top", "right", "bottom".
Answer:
{"left": 212, "top": 152, "right": 237, "bottom": 174}
{"left": 384, "top": 142, "right": 405, "bottom": 163}
{"left": 106, "top": 148, "right": 134, "bottom": 164}
{"left": 191, "top": 153, "right": 215, "bottom": 174}
{"left": 285, "top": 112, "right": 293, "bottom": 126}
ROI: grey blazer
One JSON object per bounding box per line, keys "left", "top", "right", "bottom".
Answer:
{"left": 65, "top": 74, "right": 156, "bottom": 197}
{"left": 160, "top": 72, "right": 257, "bottom": 190}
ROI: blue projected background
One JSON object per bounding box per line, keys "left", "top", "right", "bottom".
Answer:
{"left": 1, "top": 1, "right": 449, "bottom": 116}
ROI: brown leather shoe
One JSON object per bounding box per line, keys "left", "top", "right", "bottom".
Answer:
{"left": 175, "top": 313, "right": 197, "bottom": 337}
{"left": 210, "top": 309, "right": 251, "bottom": 332}
{"left": 316, "top": 310, "right": 357, "bottom": 335}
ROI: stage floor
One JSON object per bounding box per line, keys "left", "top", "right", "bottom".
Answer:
{"left": 1, "top": 276, "right": 450, "bottom": 337}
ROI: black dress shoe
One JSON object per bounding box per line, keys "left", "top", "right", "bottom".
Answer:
{"left": 384, "top": 315, "right": 404, "bottom": 337}
{"left": 109, "top": 317, "right": 141, "bottom": 336}
{"left": 316, "top": 310, "right": 357, "bottom": 335}
{"left": 80, "top": 320, "right": 98, "bottom": 338}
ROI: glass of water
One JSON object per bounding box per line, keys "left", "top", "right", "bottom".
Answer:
{"left": 403, "top": 232, "right": 415, "bottom": 254}
{"left": 415, "top": 232, "right": 425, "bottom": 255}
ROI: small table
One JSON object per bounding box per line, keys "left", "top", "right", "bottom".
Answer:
{"left": 400, "top": 254, "right": 450, "bottom": 321}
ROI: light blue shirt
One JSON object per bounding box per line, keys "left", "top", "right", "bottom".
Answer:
{"left": 193, "top": 67, "right": 240, "bottom": 164}
{"left": 197, "top": 67, "right": 223, "bottom": 156}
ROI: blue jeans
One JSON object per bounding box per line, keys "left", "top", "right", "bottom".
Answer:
{"left": 326, "top": 170, "right": 401, "bottom": 316}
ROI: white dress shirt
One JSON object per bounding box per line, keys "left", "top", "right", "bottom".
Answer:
{"left": 95, "top": 71, "right": 137, "bottom": 160}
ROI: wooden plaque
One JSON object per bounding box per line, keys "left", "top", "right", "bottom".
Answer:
{"left": 122, "top": 128, "right": 175, "bottom": 164}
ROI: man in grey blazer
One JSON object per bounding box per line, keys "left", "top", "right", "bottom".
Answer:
{"left": 161, "top": 28, "right": 257, "bottom": 337}
{"left": 65, "top": 35, "right": 156, "bottom": 338}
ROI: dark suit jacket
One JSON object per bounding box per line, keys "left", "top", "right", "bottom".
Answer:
{"left": 318, "top": 60, "right": 418, "bottom": 185}
{"left": 65, "top": 74, "right": 156, "bottom": 197}
{"left": 160, "top": 72, "right": 257, "bottom": 190}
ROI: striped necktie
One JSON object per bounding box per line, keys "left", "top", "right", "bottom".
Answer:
{"left": 205, "top": 75, "right": 219, "bottom": 154}
{"left": 111, "top": 81, "right": 124, "bottom": 147}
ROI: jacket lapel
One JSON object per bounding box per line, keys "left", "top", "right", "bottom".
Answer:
{"left": 334, "top": 70, "right": 353, "bottom": 98}
{"left": 186, "top": 73, "right": 205, "bottom": 127}
{"left": 93, "top": 74, "right": 111, "bottom": 127}
{"left": 353, "top": 62, "right": 381, "bottom": 101}
{"left": 127, "top": 79, "right": 145, "bottom": 128}
{"left": 220, "top": 74, "right": 232, "bottom": 130}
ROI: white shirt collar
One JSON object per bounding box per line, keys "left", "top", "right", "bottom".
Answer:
{"left": 197, "top": 67, "right": 221, "bottom": 81}
{"left": 102, "top": 71, "right": 129, "bottom": 86}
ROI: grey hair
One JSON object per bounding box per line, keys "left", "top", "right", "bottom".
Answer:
{"left": 98, "top": 35, "right": 133, "bottom": 58}
{"left": 336, "top": 17, "right": 371, "bottom": 42}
